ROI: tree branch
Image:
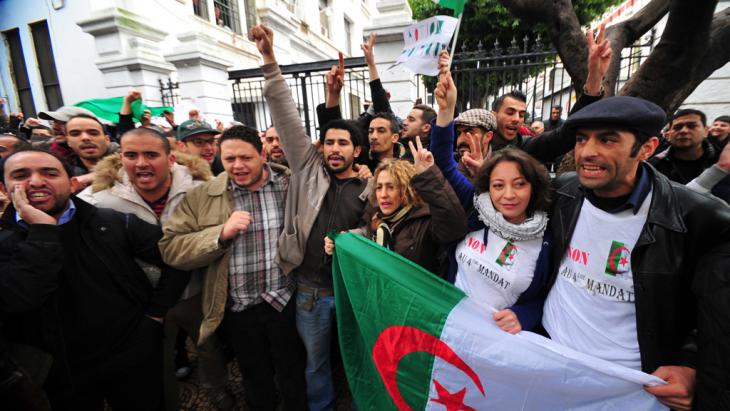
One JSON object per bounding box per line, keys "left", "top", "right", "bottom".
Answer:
{"left": 499, "top": 0, "right": 589, "bottom": 92}
{"left": 495, "top": 0, "right": 552, "bottom": 23}
{"left": 604, "top": 0, "right": 671, "bottom": 95}
{"left": 620, "top": 0, "right": 719, "bottom": 113}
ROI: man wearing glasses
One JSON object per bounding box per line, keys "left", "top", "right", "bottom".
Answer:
{"left": 177, "top": 119, "right": 221, "bottom": 169}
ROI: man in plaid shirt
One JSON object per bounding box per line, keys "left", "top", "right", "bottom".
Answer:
{"left": 160, "top": 125, "right": 306, "bottom": 410}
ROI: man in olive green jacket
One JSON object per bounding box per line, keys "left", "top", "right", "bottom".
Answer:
{"left": 159, "top": 126, "right": 305, "bottom": 410}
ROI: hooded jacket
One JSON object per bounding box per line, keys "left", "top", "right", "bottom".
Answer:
{"left": 78, "top": 152, "right": 211, "bottom": 297}
{"left": 78, "top": 152, "right": 212, "bottom": 225}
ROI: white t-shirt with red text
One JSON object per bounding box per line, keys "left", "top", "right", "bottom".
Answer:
{"left": 543, "top": 192, "right": 652, "bottom": 370}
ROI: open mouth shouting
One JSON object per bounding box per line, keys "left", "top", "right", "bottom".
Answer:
{"left": 200, "top": 151, "right": 215, "bottom": 163}
{"left": 504, "top": 124, "right": 519, "bottom": 138}
{"left": 26, "top": 189, "right": 53, "bottom": 206}
{"left": 79, "top": 143, "right": 99, "bottom": 154}
{"left": 270, "top": 148, "right": 284, "bottom": 159}
{"left": 327, "top": 155, "right": 345, "bottom": 168}
{"left": 578, "top": 162, "right": 608, "bottom": 179}
{"left": 135, "top": 170, "right": 156, "bottom": 185}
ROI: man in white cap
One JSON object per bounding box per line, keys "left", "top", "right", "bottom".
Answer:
{"left": 37, "top": 106, "right": 97, "bottom": 163}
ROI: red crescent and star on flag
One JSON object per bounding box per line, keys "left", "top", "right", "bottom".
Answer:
{"left": 608, "top": 245, "right": 631, "bottom": 272}
{"left": 372, "top": 325, "right": 486, "bottom": 410}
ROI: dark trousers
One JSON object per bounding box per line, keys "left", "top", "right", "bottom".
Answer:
{"left": 45, "top": 316, "right": 164, "bottom": 411}
{"left": 222, "top": 299, "right": 307, "bottom": 411}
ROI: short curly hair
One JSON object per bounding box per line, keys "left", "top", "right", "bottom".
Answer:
{"left": 370, "top": 159, "right": 423, "bottom": 211}
{"left": 473, "top": 148, "right": 551, "bottom": 217}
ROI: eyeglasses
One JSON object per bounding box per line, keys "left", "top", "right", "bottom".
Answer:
{"left": 671, "top": 122, "right": 700, "bottom": 132}
{"left": 189, "top": 138, "right": 216, "bottom": 147}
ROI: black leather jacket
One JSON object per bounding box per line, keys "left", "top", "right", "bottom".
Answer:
{"left": 547, "top": 164, "right": 730, "bottom": 373}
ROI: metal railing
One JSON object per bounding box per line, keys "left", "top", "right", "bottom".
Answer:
{"left": 159, "top": 78, "right": 181, "bottom": 108}
{"left": 229, "top": 57, "right": 371, "bottom": 137}
{"left": 417, "top": 30, "right": 656, "bottom": 122}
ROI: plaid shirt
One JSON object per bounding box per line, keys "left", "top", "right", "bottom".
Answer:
{"left": 228, "top": 165, "right": 293, "bottom": 312}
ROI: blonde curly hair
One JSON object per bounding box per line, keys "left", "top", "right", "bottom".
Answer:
{"left": 369, "top": 159, "right": 423, "bottom": 211}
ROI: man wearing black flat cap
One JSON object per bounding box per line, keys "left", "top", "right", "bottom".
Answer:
{"left": 540, "top": 96, "right": 730, "bottom": 410}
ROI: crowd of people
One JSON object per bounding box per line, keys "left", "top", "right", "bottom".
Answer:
{"left": 1, "top": 21, "right": 729, "bottom": 411}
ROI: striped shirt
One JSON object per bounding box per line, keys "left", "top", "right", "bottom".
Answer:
{"left": 228, "top": 165, "right": 292, "bottom": 312}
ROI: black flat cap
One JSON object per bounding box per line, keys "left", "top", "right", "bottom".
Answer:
{"left": 563, "top": 96, "right": 666, "bottom": 138}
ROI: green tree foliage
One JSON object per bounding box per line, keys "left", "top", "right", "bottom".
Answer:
{"left": 409, "top": 0, "right": 622, "bottom": 110}
{"left": 409, "top": 0, "right": 622, "bottom": 52}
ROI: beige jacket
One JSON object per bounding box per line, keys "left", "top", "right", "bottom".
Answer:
{"left": 159, "top": 163, "right": 290, "bottom": 344}
{"left": 78, "top": 152, "right": 212, "bottom": 225}
{"left": 78, "top": 152, "right": 212, "bottom": 297}
{"left": 262, "top": 63, "right": 370, "bottom": 275}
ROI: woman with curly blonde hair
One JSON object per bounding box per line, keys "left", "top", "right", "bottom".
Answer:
{"left": 326, "top": 138, "right": 467, "bottom": 275}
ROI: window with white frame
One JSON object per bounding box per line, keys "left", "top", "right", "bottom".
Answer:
{"left": 214, "top": 0, "right": 242, "bottom": 33}
{"left": 193, "top": 0, "right": 209, "bottom": 20}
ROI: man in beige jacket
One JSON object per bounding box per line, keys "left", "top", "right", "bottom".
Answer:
{"left": 253, "top": 24, "right": 372, "bottom": 411}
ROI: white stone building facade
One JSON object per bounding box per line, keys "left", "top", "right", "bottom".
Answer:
{"left": 0, "top": 0, "right": 417, "bottom": 127}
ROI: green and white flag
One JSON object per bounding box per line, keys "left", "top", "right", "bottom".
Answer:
{"left": 75, "top": 97, "right": 173, "bottom": 124}
{"left": 333, "top": 233, "right": 667, "bottom": 410}
{"left": 432, "top": 0, "right": 466, "bottom": 17}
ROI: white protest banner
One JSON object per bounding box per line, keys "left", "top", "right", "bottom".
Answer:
{"left": 393, "top": 16, "right": 459, "bottom": 76}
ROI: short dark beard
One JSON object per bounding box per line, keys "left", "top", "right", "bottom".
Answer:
{"left": 47, "top": 197, "right": 71, "bottom": 220}
{"left": 325, "top": 156, "right": 354, "bottom": 175}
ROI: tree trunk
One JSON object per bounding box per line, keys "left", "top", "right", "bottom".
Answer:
{"left": 499, "top": 0, "right": 730, "bottom": 114}
{"left": 620, "top": 0, "right": 719, "bottom": 114}
{"left": 603, "top": 0, "right": 671, "bottom": 95}
{"left": 498, "top": 0, "right": 588, "bottom": 93}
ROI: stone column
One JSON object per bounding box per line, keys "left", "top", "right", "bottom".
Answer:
{"left": 165, "top": 32, "right": 234, "bottom": 124}
{"left": 77, "top": 7, "right": 175, "bottom": 106}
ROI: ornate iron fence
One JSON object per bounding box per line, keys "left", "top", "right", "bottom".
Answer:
{"left": 417, "top": 29, "right": 656, "bottom": 122}
{"left": 229, "top": 57, "right": 371, "bottom": 137}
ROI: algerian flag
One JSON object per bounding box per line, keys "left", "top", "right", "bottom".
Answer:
{"left": 75, "top": 97, "right": 173, "bottom": 124}
{"left": 432, "top": 0, "right": 466, "bottom": 17}
{"left": 333, "top": 233, "right": 668, "bottom": 410}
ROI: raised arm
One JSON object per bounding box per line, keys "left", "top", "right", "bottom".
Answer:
{"left": 362, "top": 33, "right": 392, "bottom": 116}
{"left": 409, "top": 137, "right": 467, "bottom": 244}
{"left": 524, "top": 24, "right": 612, "bottom": 162}
{"left": 316, "top": 55, "right": 345, "bottom": 133}
{"left": 117, "top": 90, "right": 140, "bottom": 138}
{"left": 252, "top": 24, "right": 319, "bottom": 173}
{"left": 430, "top": 52, "right": 476, "bottom": 210}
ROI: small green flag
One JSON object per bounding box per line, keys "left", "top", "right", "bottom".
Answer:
{"left": 495, "top": 242, "right": 517, "bottom": 267}
{"left": 605, "top": 240, "right": 631, "bottom": 276}
{"left": 75, "top": 97, "right": 173, "bottom": 124}
{"left": 433, "top": 0, "right": 466, "bottom": 16}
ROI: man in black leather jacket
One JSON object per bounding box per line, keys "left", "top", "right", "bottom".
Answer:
{"left": 540, "top": 96, "right": 730, "bottom": 411}
{"left": 0, "top": 148, "right": 188, "bottom": 410}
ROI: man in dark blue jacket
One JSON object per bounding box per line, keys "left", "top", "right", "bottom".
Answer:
{"left": 0, "top": 148, "right": 187, "bottom": 410}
